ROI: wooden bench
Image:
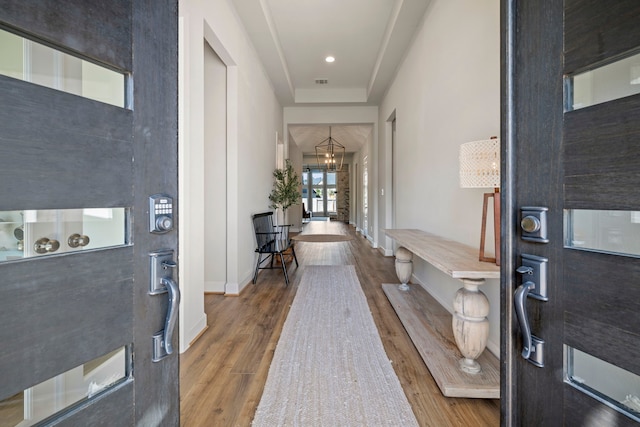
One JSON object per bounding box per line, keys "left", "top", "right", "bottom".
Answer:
{"left": 383, "top": 229, "right": 500, "bottom": 399}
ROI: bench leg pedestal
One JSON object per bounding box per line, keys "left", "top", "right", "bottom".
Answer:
{"left": 392, "top": 249, "right": 490, "bottom": 375}
{"left": 394, "top": 246, "right": 413, "bottom": 291}
{"left": 452, "top": 278, "right": 489, "bottom": 374}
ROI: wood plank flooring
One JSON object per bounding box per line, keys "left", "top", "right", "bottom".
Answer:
{"left": 179, "top": 223, "right": 500, "bottom": 426}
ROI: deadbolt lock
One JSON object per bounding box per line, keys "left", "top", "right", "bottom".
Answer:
{"left": 520, "top": 207, "right": 549, "bottom": 243}
{"left": 521, "top": 216, "right": 541, "bottom": 233}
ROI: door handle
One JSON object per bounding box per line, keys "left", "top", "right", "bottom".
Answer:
{"left": 514, "top": 281, "right": 535, "bottom": 359}
{"left": 514, "top": 278, "right": 546, "bottom": 367}
{"left": 150, "top": 250, "right": 180, "bottom": 362}
{"left": 160, "top": 276, "right": 180, "bottom": 355}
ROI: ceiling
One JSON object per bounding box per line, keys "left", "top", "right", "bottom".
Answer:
{"left": 231, "top": 0, "right": 431, "bottom": 154}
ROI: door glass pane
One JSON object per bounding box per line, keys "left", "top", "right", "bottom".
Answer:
{"left": 312, "top": 188, "right": 324, "bottom": 213}
{"left": 327, "top": 187, "right": 337, "bottom": 213}
{"left": 327, "top": 172, "right": 336, "bottom": 186}
{"left": 567, "top": 52, "right": 640, "bottom": 111}
{"left": 0, "top": 208, "right": 129, "bottom": 262}
{"left": 564, "top": 209, "right": 640, "bottom": 257}
{"left": 311, "top": 171, "right": 323, "bottom": 186}
{"left": 0, "top": 347, "right": 129, "bottom": 427}
{"left": 0, "top": 28, "right": 127, "bottom": 108}
{"left": 326, "top": 172, "right": 337, "bottom": 213}
{"left": 565, "top": 346, "right": 640, "bottom": 422}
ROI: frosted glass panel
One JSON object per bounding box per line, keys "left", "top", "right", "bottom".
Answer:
{"left": 568, "top": 52, "right": 640, "bottom": 111}
{"left": 0, "top": 347, "right": 128, "bottom": 427}
{"left": 0, "top": 30, "right": 24, "bottom": 80}
{"left": 0, "top": 28, "right": 126, "bottom": 108}
{"left": 565, "top": 346, "right": 640, "bottom": 422}
{"left": 564, "top": 209, "right": 640, "bottom": 257}
{"left": 0, "top": 208, "right": 129, "bottom": 262}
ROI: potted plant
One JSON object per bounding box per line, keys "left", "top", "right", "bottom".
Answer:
{"left": 268, "top": 159, "right": 301, "bottom": 226}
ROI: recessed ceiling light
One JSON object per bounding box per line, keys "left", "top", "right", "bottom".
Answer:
{"left": 325, "top": 56, "right": 335, "bottom": 63}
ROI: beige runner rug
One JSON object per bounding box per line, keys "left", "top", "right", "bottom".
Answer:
{"left": 252, "top": 265, "right": 418, "bottom": 426}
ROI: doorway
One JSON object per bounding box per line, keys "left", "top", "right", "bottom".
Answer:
{"left": 302, "top": 168, "right": 337, "bottom": 218}
{"left": 362, "top": 155, "right": 369, "bottom": 237}
{"left": 390, "top": 115, "right": 397, "bottom": 231}
{"left": 203, "top": 40, "right": 227, "bottom": 293}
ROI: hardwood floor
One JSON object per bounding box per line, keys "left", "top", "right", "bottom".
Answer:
{"left": 180, "top": 223, "right": 500, "bottom": 426}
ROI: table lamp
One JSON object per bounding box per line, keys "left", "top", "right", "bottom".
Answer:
{"left": 459, "top": 137, "right": 500, "bottom": 265}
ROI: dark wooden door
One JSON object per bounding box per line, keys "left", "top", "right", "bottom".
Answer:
{"left": 502, "top": 1, "right": 640, "bottom": 425}
{"left": 0, "top": 1, "right": 179, "bottom": 425}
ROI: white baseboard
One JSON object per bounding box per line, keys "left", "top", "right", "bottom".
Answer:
{"left": 227, "top": 271, "right": 254, "bottom": 296}
{"left": 366, "top": 235, "right": 377, "bottom": 248}
{"left": 204, "top": 280, "right": 226, "bottom": 293}
{"left": 180, "top": 313, "right": 207, "bottom": 353}
{"left": 225, "top": 281, "right": 240, "bottom": 296}
{"left": 378, "top": 245, "right": 393, "bottom": 257}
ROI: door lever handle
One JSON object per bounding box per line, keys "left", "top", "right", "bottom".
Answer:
{"left": 516, "top": 265, "right": 533, "bottom": 275}
{"left": 160, "top": 276, "right": 180, "bottom": 355}
{"left": 514, "top": 281, "right": 535, "bottom": 359}
{"left": 162, "top": 260, "right": 177, "bottom": 270}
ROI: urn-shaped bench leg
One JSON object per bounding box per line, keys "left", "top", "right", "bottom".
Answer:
{"left": 452, "top": 278, "right": 489, "bottom": 374}
{"left": 394, "top": 246, "right": 413, "bottom": 291}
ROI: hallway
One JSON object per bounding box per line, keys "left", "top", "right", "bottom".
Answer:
{"left": 179, "top": 222, "right": 499, "bottom": 426}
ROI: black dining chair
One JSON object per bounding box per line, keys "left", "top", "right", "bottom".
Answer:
{"left": 302, "top": 203, "right": 312, "bottom": 222}
{"left": 252, "top": 212, "right": 298, "bottom": 286}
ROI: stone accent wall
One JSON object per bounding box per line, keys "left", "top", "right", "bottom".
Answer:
{"left": 336, "top": 165, "right": 350, "bottom": 222}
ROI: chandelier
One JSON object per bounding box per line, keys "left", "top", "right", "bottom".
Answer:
{"left": 315, "top": 126, "right": 345, "bottom": 171}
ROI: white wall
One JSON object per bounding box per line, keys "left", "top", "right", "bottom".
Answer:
{"left": 377, "top": 0, "right": 501, "bottom": 355}
{"left": 179, "top": 0, "right": 283, "bottom": 352}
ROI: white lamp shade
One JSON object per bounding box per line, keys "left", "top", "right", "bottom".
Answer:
{"left": 459, "top": 138, "right": 500, "bottom": 189}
